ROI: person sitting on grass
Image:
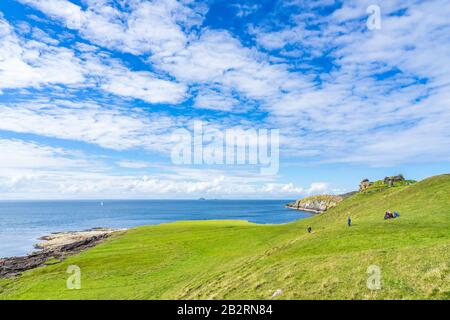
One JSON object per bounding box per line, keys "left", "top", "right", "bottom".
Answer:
{"left": 393, "top": 211, "right": 400, "bottom": 218}
{"left": 384, "top": 211, "right": 392, "bottom": 219}
{"left": 307, "top": 226, "right": 312, "bottom": 233}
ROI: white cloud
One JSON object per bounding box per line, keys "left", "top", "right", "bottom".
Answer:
{"left": 19, "top": 0, "right": 85, "bottom": 29}
{"left": 0, "top": 138, "right": 326, "bottom": 199}
{"left": 16, "top": 1, "right": 311, "bottom": 105}
{"left": 3, "top": 0, "right": 450, "bottom": 176}
{"left": 233, "top": 4, "right": 260, "bottom": 18}
{"left": 101, "top": 70, "right": 186, "bottom": 104}
{"left": 255, "top": 0, "right": 450, "bottom": 166}
{"left": 18, "top": 0, "right": 204, "bottom": 55}
{"left": 116, "top": 160, "right": 151, "bottom": 169}
{"left": 0, "top": 15, "right": 84, "bottom": 91}
{"left": 0, "top": 15, "right": 187, "bottom": 103}
{"left": 73, "top": 41, "right": 98, "bottom": 52}
{"left": 0, "top": 100, "right": 186, "bottom": 152}
{"left": 0, "top": 138, "right": 92, "bottom": 170}
{"left": 263, "top": 182, "right": 329, "bottom": 195}
{"left": 154, "top": 30, "right": 311, "bottom": 101}
{"left": 193, "top": 89, "right": 239, "bottom": 112}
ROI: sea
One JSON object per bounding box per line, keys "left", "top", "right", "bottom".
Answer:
{"left": 0, "top": 200, "right": 311, "bottom": 258}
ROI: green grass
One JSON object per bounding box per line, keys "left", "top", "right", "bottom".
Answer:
{"left": 1, "top": 174, "right": 449, "bottom": 300}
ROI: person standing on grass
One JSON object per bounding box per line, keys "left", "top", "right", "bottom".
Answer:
{"left": 347, "top": 214, "right": 351, "bottom": 227}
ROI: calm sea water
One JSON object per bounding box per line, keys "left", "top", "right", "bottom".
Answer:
{"left": 0, "top": 200, "right": 310, "bottom": 258}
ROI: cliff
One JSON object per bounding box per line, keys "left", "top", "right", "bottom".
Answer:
{"left": 286, "top": 194, "right": 344, "bottom": 213}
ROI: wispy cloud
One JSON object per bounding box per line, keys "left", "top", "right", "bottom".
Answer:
{"left": 0, "top": 138, "right": 325, "bottom": 199}
{"left": 0, "top": 14, "right": 187, "bottom": 103}
{"left": 0, "top": 99, "right": 186, "bottom": 151}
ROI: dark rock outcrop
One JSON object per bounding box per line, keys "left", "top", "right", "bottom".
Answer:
{"left": 383, "top": 174, "right": 405, "bottom": 187}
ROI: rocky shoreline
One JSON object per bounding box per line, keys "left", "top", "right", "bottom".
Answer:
{"left": 0, "top": 228, "right": 118, "bottom": 278}
{"left": 285, "top": 194, "right": 354, "bottom": 213}
{"left": 284, "top": 205, "right": 324, "bottom": 214}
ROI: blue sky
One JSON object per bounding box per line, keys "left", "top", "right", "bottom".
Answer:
{"left": 0, "top": 0, "right": 449, "bottom": 199}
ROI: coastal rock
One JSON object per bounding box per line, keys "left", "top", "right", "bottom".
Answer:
{"left": 286, "top": 195, "right": 344, "bottom": 213}
{"left": 0, "top": 228, "right": 117, "bottom": 278}
{"left": 34, "top": 228, "right": 116, "bottom": 251}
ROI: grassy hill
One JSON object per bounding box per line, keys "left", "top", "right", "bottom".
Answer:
{"left": 1, "top": 174, "right": 449, "bottom": 300}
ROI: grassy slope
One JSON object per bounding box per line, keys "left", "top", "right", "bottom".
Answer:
{"left": 0, "top": 174, "right": 449, "bottom": 300}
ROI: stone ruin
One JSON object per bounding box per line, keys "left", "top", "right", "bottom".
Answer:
{"left": 359, "top": 175, "right": 405, "bottom": 191}
{"left": 383, "top": 174, "right": 405, "bottom": 187}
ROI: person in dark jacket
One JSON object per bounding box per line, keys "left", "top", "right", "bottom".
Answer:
{"left": 385, "top": 211, "right": 394, "bottom": 219}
